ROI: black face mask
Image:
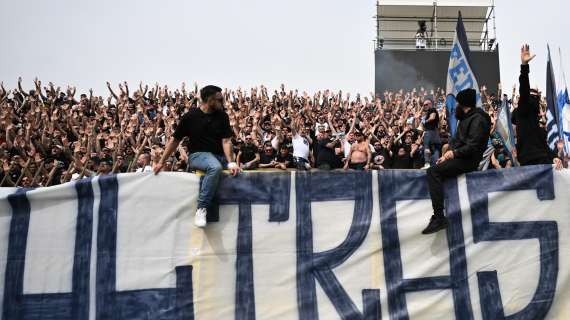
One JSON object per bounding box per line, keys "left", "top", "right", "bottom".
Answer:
{"left": 455, "top": 106, "right": 466, "bottom": 120}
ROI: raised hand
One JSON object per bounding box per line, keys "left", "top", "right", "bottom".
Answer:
{"left": 521, "top": 44, "right": 536, "bottom": 65}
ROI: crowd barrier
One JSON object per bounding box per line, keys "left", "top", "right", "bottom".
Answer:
{"left": 0, "top": 166, "right": 569, "bottom": 319}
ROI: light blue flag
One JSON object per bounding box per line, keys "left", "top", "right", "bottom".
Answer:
{"left": 446, "top": 11, "right": 482, "bottom": 138}
{"left": 495, "top": 97, "right": 519, "bottom": 166}
{"left": 558, "top": 88, "right": 570, "bottom": 155}
{"left": 445, "top": 94, "right": 458, "bottom": 137}
{"left": 557, "top": 47, "right": 569, "bottom": 156}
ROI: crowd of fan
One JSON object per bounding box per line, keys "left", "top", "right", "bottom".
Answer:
{"left": 0, "top": 78, "right": 566, "bottom": 187}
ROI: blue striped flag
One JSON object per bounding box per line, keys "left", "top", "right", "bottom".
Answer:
{"left": 495, "top": 97, "right": 519, "bottom": 166}
{"left": 558, "top": 88, "right": 570, "bottom": 155}
{"left": 556, "top": 47, "right": 570, "bottom": 157}
{"left": 446, "top": 11, "right": 482, "bottom": 138}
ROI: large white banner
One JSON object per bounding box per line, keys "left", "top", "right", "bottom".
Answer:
{"left": 0, "top": 166, "right": 569, "bottom": 319}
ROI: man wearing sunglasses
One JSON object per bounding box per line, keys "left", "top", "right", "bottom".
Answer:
{"left": 154, "top": 85, "right": 240, "bottom": 228}
{"left": 511, "top": 44, "right": 563, "bottom": 170}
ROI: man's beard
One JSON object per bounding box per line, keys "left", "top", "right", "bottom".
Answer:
{"left": 455, "top": 106, "right": 466, "bottom": 120}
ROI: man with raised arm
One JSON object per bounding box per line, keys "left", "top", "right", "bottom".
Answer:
{"left": 153, "top": 85, "right": 240, "bottom": 228}
{"left": 511, "top": 44, "right": 563, "bottom": 169}
{"left": 291, "top": 117, "right": 312, "bottom": 170}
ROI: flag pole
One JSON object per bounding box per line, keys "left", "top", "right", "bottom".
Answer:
{"left": 559, "top": 47, "right": 568, "bottom": 89}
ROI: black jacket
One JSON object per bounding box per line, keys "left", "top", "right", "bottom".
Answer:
{"left": 511, "top": 64, "right": 557, "bottom": 164}
{"left": 451, "top": 108, "right": 491, "bottom": 165}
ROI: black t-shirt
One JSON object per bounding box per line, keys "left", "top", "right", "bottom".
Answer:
{"left": 51, "top": 168, "right": 63, "bottom": 186}
{"left": 8, "top": 169, "right": 20, "bottom": 183}
{"left": 259, "top": 151, "right": 274, "bottom": 164}
{"left": 276, "top": 153, "right": 294, "bottom": 167}
{"left": 412, "top": 146, "right": 424, "bottom": 169}
{"left": 391, "top": 145, "right": 413, "bottom": 169}
{"left": 424, "top": 108, "right": 439, "bottom": 131}
{"left": 173, "top": 108, "right": 233, "bottom": 155}
{"left": 240, "top": 144, "right": 258, "bottom": 163}
{"left": 372, "top": 147, "right": 391, "bottom": 168}
{"left": 316, "top": 138, "right": 338, "bottom": 167}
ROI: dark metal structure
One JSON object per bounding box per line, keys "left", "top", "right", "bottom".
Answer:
{"left": 374, "top": 0, "right": 501, "bottom": 94}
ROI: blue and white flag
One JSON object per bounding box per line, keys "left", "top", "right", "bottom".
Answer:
{"left": 446, "top": 11, "right": 482, "bottom": 138}
{"left": 546, "top": 45, "right": 561, "bottom": 151}
{"left": 557, "top": 48, "right": 570, "bottom": 156}
{"left": 558, "top": 88, "right": 570, "bottom": 155}
{"left": 445, "top": 94, "right": 458, "bottom": 137}
{"left": 495, "top": 97, "right": 519, "bottom": 166}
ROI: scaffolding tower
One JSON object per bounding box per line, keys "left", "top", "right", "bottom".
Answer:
{"left": 375, "top": 0, "right": 496, "bottom": 51}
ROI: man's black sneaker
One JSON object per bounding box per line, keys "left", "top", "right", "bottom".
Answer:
{"left": 421, "top": 215, "right": 449, "bottom": 235}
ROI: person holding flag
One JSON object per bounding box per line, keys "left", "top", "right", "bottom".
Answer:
{"left": 422, "top": 11, "right": 491, "bottom": 235}
{"left": 511, "top": 44, "right": 563, "bottom": 170}
{"left": 444, "top": 11, "right": 495, "bottom": 171}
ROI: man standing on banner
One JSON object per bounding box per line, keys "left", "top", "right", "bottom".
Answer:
{"left": 511, "top": 44, "right": 563, "bottom": 170}
{"left": 422, "top": 88, "right": 491, "bottom": 234}
{"left": 154, "top": 85, "right": 240, "bottom": 227}
{"left": 421, "top": 98, "right": 441, "bottom": 168}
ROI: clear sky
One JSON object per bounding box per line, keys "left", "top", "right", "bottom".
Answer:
{"left": 1, "top": 0, "right": 568, "bottom": 96}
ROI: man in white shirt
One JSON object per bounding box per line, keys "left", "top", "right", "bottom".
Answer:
{"left": 135, "top": 153, "right": 153, "bottom": 173}
{"left": 291, "top": 118, "right": 312, "bottom": 170}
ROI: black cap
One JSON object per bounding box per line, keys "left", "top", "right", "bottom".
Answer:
{"left": 456, "top": 88, "right": 476, "bottom": 108}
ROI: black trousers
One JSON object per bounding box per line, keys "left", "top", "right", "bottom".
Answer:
{"left": 426, "top": 158, "right": 478, "bottom": 217}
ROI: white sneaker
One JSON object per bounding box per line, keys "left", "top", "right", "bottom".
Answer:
{"left": 194, "top": 208, "right": 207, "bottom": 228}
{"left": 421, "top": 163, "right": 431, "bottom": 170}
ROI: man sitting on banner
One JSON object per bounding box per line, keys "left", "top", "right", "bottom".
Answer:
{"left": 153, "top": 85, "right": 240, "bottom": 228}
{"left": 422, "top": 88, "right": 491, "bottom": 235}
{"left": 511, "top": 44, "right": 564, "bottom": 170}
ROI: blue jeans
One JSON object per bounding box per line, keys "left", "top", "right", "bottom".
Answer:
{"left": 188, "top": 152, "right": 227, "bottom": 209}
{"left": 423, "top": 130, "right": 441, "bottom": 165}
